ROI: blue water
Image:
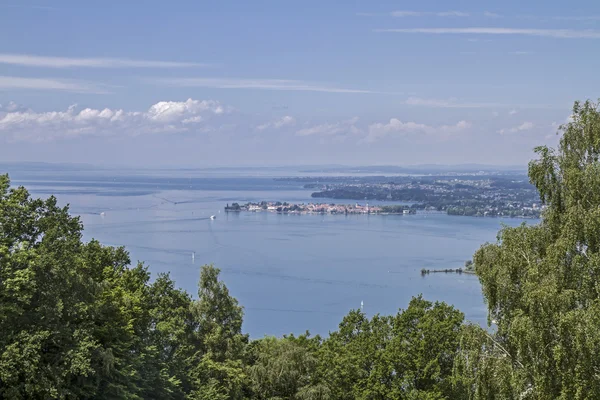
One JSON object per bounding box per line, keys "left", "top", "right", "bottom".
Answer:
{"left": 7, "top": 169, "right": 528, "bottom": 338}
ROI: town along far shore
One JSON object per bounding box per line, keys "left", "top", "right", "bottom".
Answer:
{"left": 224, "top": 201, "right": 417, "bottom": 215}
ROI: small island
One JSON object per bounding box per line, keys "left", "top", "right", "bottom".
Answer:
{"left": 224, "top": 201, "right": 417, "bottom": 215}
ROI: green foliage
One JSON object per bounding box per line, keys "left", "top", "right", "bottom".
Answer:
{"left": 464, "top": 259, "right": 473, "bottom": 270}
{"left": 226, "top": 203, "right": 242, "bottom": 211}
{"left": 248, "top": 334, "right": 327, "bottom": 399}
{"left": 380, "top": 205, "right": 409, "bottom": 213}
{"left": 317, "top": 297, "right": 464, "bottom": 399}
{"left": 0, "top": 175, "right": 243, "bottom": 399}
{"left": 468, "top": 100, "right": 600, "bottom": 398}
{"left": 188, "top": 265, "right": 248, "bottom": 400}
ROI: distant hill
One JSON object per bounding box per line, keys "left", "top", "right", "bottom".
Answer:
{"left": 297, "top": 164, "right": 527, "bottom": 175}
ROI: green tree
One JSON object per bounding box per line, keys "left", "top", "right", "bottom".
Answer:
{"left": 318, "top": 297, "right": 464, "bottom": 399}
{"left": 0, "top": 175, "right": 158, "bottom": 399}
{"left": 386, "top": 297, "right": 464, "bottom": 399}
{"left": 470, "top": 100, "right": 600, "bottom": 398}
{"left": 248, "top": 334, "right": 328, "bottom": 400}
{"left": 0, "top": 174, "right": 97, "bottom": 399}
{"left": 0, "top": 175, "right": 200, "bottom": 399}
{"left": 188, "top": 265, "right": 248, "bottom": 400}
{"left": 140, "top": 273, "right": 196, "bottom": 399}
{"left": 317, "top": 309, "right": 388, "bottom": 399}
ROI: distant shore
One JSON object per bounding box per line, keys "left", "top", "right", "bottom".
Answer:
{"left": 224, "top": 201, "right": 416, "bottom": 215}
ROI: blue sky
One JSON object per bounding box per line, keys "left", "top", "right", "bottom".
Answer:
{"left": 0, "top": 0, "right": 598, "bottom": 167}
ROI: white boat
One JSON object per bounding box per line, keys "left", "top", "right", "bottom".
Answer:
{"left": 210, "top": 215, "right": 216, "bottom": 220}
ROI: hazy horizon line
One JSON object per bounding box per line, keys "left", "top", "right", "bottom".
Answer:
{"left": 0, "top": 161, "right": 528, "bottom": 170}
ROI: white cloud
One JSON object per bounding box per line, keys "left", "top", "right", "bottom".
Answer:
{"left": 0, "top": 54, "right": 208, "bottom": 68}
{"left": 255, "top": 116, "right": 296, "bottom": 131}
{"left": 405, "top": 97, "right": 554, "bottom": 110}
{"left": 144, "top": 99, "right": 226, "bottom": 122}
{"left": 152, "top": 77, "right": 372, "bottom": 94}
{"left": 405, "top": 97, "right": 499, "bottom": 108}
{"left": 484, "top": 11, "right": 502, "bottom": 18}
{"left": 497, "top": 121, "right": 535, "bottom": 135}
{"left": 295, "top": 116, "right": 472, "bottom": 142}
{"left": 437, "top": 11, "right": 470, "bottom": 17}
{"left": 182, "top": 116, "right": 203, "bottom": 124}
{"left": 366, "top": 119, "right": 471, "bottom": 142}
{"left": 509, "top": 109, "right": 518, "bottom": 115}
{"left": 0, "top": 101, "right": 29, "bottom": 113}
{"left": 550, "top": 15, "right": 600, "bottom": 21}
{"left": 0, "top": 98, "right": 230, "bottom": 141}
{"left": 518, "top": 121, "right": 534, "bottom": 130}
{"left": 0, "top": 76, "right": 110, "bottom": 93}
{"left": 390, "top": 11, "right": 425, "bottom": 17}
{"left": 296, "top": 117, "right": 360, "bottom": 136}
{"left": 519, "top": 15, "right": 600, "bottom": 22}
{"left": 492, "top": 111, "right": 500, "bottom": 117}
{"left": 390, "top": 10, "right": 469, "bottom": 17}
{"left": 375, "top": 27, "right": 600, "bottom": 39}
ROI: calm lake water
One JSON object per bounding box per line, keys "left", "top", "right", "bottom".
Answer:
{"left": 7, "top": 167, "right": 529, "bottom": 338}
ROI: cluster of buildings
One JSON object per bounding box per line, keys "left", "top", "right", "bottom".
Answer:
{"left": 226, "top": 201, "right": 390, "bottom": 215}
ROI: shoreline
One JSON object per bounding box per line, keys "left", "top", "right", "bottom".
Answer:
{"left": 226, "top": 210, "right": 409, "bottom": 215}
{"left": 224, "top": 201, "right": 540, "bottom": 219}
{"left": 224, "top": 201, "right": 416, "bottom": 216}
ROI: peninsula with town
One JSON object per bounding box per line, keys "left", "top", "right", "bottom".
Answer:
{"left": 224, "top": 201, "right": 416, "bottom": 215}
{"left": 275, "top": 171, "right": 543, "bottom": 218}
{"left": 222, "top": 169, "right": 544, "bottom": 219}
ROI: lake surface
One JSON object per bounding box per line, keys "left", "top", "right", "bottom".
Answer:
{"left": 6, "top": 167, "right": 529, "bottom": 338}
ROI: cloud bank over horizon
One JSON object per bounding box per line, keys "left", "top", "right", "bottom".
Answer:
{"left": 0, "top": 99, "right": 230, "bottom": 141}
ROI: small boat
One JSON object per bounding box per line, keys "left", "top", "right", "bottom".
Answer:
{"left": 210, "top": 215, "right": 216, "bottom": 220}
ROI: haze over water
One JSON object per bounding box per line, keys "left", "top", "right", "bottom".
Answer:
{"left": 8, "top": 166, "right": 527, "bottom": 338}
